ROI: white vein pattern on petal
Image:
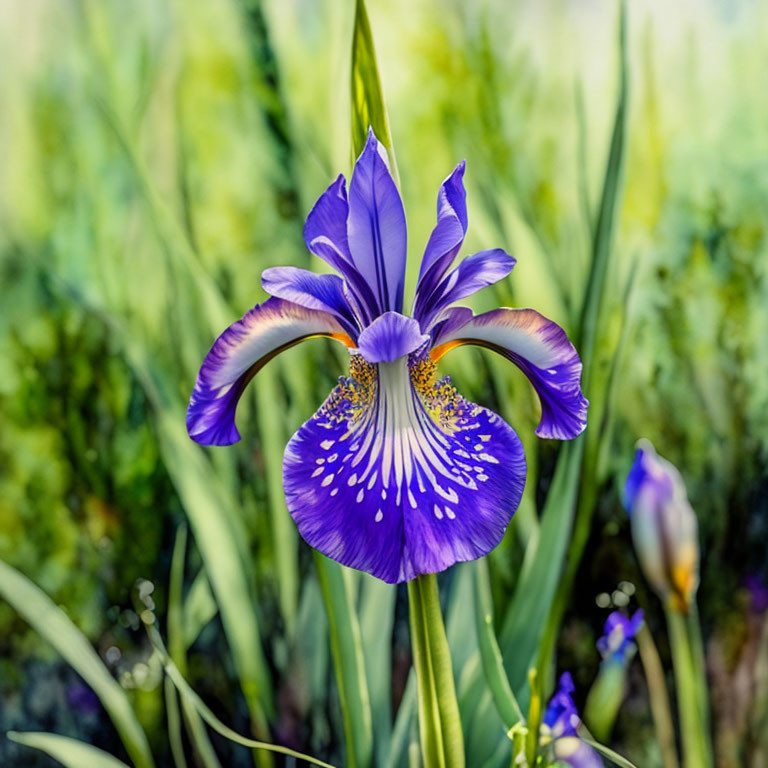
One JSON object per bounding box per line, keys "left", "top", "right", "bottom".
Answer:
{"left": 312, "top": 352, "right": 494, "bottom": 520}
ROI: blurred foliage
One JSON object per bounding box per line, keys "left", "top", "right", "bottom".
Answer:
{"left": 1, "top": 0, "right": 767, "bottom": 766}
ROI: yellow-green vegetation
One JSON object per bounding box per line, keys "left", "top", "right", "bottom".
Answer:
{"left": 1, "top": 1, "right": 766, "bottom": 767}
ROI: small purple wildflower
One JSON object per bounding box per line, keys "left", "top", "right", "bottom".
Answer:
{"left": 187, "top": 129, "right": 588, "bottom": 583}
{"left": 596, "top": 609, "right": 644, "bottom": 662}
{"left": 542, "top": 673, "right": 603, "bottom": 767}
{"left": 543, "top": 672, "right": 580, "bottom": 738}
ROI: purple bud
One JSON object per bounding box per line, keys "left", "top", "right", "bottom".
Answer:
{"left": 624, "top": 439, "right": 700, "bottom": 611}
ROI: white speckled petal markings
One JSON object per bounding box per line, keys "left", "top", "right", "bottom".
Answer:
{"left": 283, "top": 351, "right": 526, "bottom": 583}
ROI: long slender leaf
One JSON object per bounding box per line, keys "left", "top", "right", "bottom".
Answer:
{"left": 254, "top": 367, "right": 299, "bottom": 636}
{"left": 385, "top": 674, "right": 416, "bottom": 768}
{"left": 351, "top": 0, "right": 397, "bottom": 176}
{"left": 146, "top": 623, "right": 337, "bottom": 768}
{"left": 473, "top": 560, "right": 524, "bottom": 730}
{"left": 156, "top": 412, "right": 274, "bottom": 734}
{"left": 534, "top": 0, "right": 630, "bottom": 694}
{"left": 165, "top": 676, "right": 189, "bottom": 768}
{"left": 7, "top": 732, "right": 131, "bottom": 768}
{"left": 583, "top": 737, "right": 640, "bottom": 768}
{"left": 44, "top": 19, "right": 278, "bottom": 745}
{"left": 315, "top": 553, "right": 373, "bottom": 768}
{"left": 499, "top": 436, "right": 585, "bottom": 696}
{"left": 499, "top": 0, "right": 628, "bottom": 704}
{"left": 576, "top": 0, "right": 628, "bottom": 381}
{"left": 182, "top": 568, "right": 217, "bottom": 649}
{"left": 168, "top": 526, "right": 222, "bottom": 768}
{"left": 0, "top": 560, "right": 155, "bottom": 768}
{"left": 359, "top": 574, "right": 396, "bottom": 764}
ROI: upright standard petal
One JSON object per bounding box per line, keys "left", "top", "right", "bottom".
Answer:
{"left": 283, "top": 349, "right": 526, "bottom": 583}
{"left": 303, "top": 174, "right": 353, "bottom": 273}
{"left": 347, "top": 130, "right": 407, "bottom": 315}
{"left": 413, "top": 162, "right": 468, "bottom": 321}
{"left": 431, "top": 308, "right": 588, "bottom": 440}
{"left": 303, "top": 174, "right": 380, "bottom": 324}
{"left": 261, "top": 266, "right": 359, "bottom": 337}
{"left": 416, "top": 248, "right": 515, "bottom": 331}
{"left": 187, "top": 298, "right": 353, "bottom": 446}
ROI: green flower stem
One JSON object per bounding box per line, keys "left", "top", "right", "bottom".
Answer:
{"left": 635, "top": 623, "right": 680, "bottom": 768}
{"left": 407, "top": 574, "right": 465, "bottom": 768}
{"left": 665, "top": 607, "right": 713, "bottom": 768}
{"left": 686, "top": 604, "right": 712, "bottom": 738}
{"left": 524, "top": 668, "right": 541, "bottom": 768}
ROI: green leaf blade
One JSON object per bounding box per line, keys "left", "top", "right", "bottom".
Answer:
{"left": 0, "top": 560, "right": 155, "bottom": 768}
{"left": 7, "top": 732, "right": 132, "bottom": 768}
{"left": 351, "top": 0, "right": 398, "bottom": 178}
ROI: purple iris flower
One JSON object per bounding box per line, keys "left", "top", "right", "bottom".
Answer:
{"left": 596, "top": 609, "right": 644, "bottom": 662}
{"left": 186, "top": 129, "right": 587, "bottom": 583}
{"left": 543, "top": 673, "right": 603, "bottom": 767}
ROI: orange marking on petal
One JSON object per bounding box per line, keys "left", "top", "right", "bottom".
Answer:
{"left": 429, "top": 340, "right": 467, "bottom": 361}
{"left": 329, "top": 332, "right": 356, "bottom": 348}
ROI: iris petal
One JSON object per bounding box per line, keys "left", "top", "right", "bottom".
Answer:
{"left": 303, "top": 173, "right": 353, "bottom": 273}
{"left": 431, "top": 308, "right": 587, "bottom": 440}
{"left": 418, "top": 248, "right": 516, "bottom": 330}
{"left": 347, "top": 130, "right": 407, "bottom": 315}
{"left": 356, "top": 312, "right": 429, "bottom": 364}
{"left": 283, "top": 351, "right": 526, "bottom": 583}
{"left": 303, "top": 173, "right": 380, "bottom": 324}
{"left": 261, "top": 266, "right": 359, "bottom": 336}
{"left": 186, "top": 298, "right": 353, "bottom": 446}
{"left": 413, "top": 162, "right": 468, "bottom": 323}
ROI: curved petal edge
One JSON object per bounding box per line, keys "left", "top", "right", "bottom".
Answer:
{"left": 283, "top": 352, "right": 526, "bottom": 582}
{"left": 431, "top": 308, "right": 588, "bottom": 440}
{"left": 186, "top": 298, "right": 352, "bottom": 446}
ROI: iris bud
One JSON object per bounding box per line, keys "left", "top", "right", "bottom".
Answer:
{"left": 624, "top": 439, "right": 700, "bottom": 612}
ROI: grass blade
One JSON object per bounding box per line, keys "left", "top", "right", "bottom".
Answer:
{"left": 156, "top": 412, "right": 274, "bottom": 735}
{"left": 254, "top": 367, "right": 299, "bottom": 636}
{"left": 0, "top": 560, "right": 155, "bottom": 768}
{"left": 498, "top": 437, "right": 585, "bottom": 696}
{"left": 314, "top": 553, "right": 373, "bottom": 768}
{"left": 473, "top": 560, "right": 524, "bottom": 730}
{"left": 534, "top": 0, "right": 630, "bottom": 693}
{"left": 384, "top": 673, "right": 416, "bottom": 768}
{"left": 359, "top": 574, "right": 396, "bottom": 764}
{"left": 168, "top": 526, "right": 222, "bottom": 768}
{"left": 7, "top": 732, "right": 131, "bottom": 768}
{"left": 146, "top": 623, "right": 337, "bottom": 768}
{"left": 582, "top": 737, "right": 640, "bottom": 768}
{"left": 32, "top": 244, "right": 275, "bottom": 758}
{"left": 165, "top": 676, "right": 189, "bottom": 768}
{"left": 182, "top": 568, "right": 218, "bottom": 649}
{"left": 351, "top": 0, "right": 398, "bottom": 177}
{"left": 498, "top": 0, "right": 628, "bottom": 702}
{"left": 576, "top": 0, "right": 628, "bottom": 385}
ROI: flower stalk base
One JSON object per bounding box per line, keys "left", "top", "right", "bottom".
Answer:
{"left": 408, "top": 573, "right": 464, "bottom": 768}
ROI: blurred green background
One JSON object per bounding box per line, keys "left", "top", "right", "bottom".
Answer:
{"left": 1, "top": 0, "right": 767, "bottom": 766}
